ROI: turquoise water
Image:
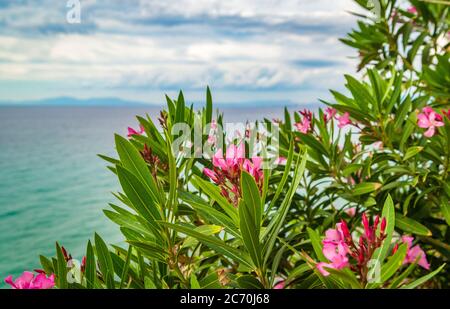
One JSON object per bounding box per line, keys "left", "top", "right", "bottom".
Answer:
{"left": 0, "top": 105, "right": 285, "bottom": 287}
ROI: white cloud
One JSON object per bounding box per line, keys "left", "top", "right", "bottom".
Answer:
{"left": 0, "top": 0, "right": 360, "bottom": 103}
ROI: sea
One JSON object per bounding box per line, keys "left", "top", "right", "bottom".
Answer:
{"left": 0, "top": 105, "right": 289, "bottom": 287}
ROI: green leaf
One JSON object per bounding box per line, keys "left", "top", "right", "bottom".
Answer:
{"left": 239, "top": 199, "right": 262, "bottom": 269}
{"left": 205, "top": 86, "right": 213, "bottom": 125}
{"left": 352, "top": 182, "right": 382, "bottom": 195}
{"left": 379, "top": 243, "right": 408, "bottom": 283}
{"left": 115, "top": 134, "right": 163, "bottom": 206}
{"left": 95, "top": 233, "right": 115, "bottom": 289}
{"left": 403, "top": 146, "right": 423, "bottom": 161}
{"left": 240, "top": 171, "right": 262, "bottom": 231}
{"left": 127, "top": 241, "right": 167, "bottom": 262}
{"left": 39, "top": 255, "right": 54, "bottom": 274}
{"left": 190, "top": 274, "right": 201, "bottom": 289}
{"left": 55, "top": 242, "right": 68, "bottom": 289}
{"left": 237, "top": 275, "right": 264, "bottom": 289}
{"left": 179, "top": 191, "right": 240, "bottom": 238}
{"left": 395, "top": 214, "right": 432, "bottom": 236}
{"left": 307, "top": 227, "right": 327, "bottom": 262}
{"left": 440, "top": 197, "right": 450, "bottom": 226}
{"left": 119, "top": 245, "right": 133, "bottom": 289}
{"left": 263, "top": 149, "right": 307, "bottom": 264}
{"left": 160, "top": 222, "right": 253, "bottom": 269}
{"left": 85, "top": 240, "right": 96, "bottom": 289}
{"left": 183, "top": 225, "right": 224, "bottom": 247}
{"left": 192, "top": 176, "right": 238, "bottom": 223}
{"left": 371, "top": 195, "right": 395, "bottom": 264}
{"left": 401, "top": 264, "right": 446, "bottom": 289}
{"left": 326, "top": 268, "right": 361, "bottom": 289}
{"left": 175, "top": 91, "right": 185, "bottom": 124}
{"left": 116, "top": 165, "right": 162, "bottom": 231}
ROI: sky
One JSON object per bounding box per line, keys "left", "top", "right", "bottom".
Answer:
{"left": 0, "top": 0, "right": 362, "bottom": 105}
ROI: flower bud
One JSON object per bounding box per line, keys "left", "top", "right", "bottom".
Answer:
{"left": 392, "top": 243, "right": 399, "bottom": 255}
{"left": 380, "top": 217, "right": 387, "bottom": 234}
{"left": 340, "top": 219, "right": 351, "bottom": 239}
{"left": 362, "top": 213, "right": 371, "bottom": 239}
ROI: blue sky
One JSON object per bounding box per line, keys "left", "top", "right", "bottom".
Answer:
{"left": 0, "top": 0, "right": 362, "bottom": 105}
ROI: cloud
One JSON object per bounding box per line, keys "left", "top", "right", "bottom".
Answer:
{"left": 0, "top": 0, "right": 360, "bottom": 103}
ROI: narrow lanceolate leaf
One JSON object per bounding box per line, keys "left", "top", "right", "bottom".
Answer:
{"left": 237, "top": 275, "right": 264, "bottom": 289}
{"left": 379, "top": 243, "right": 408, "bottom": 283}
{"left": 239, "top": 200, "right": 262, "bottom": 269}
{"left": 114, "top": 134, "right": 163, "bottom": 205}
{"left": 179, "top": 191, "right": 240, "bottom": 238}
{"left": 395, "top": 214, "right": 432, "bottom": 236}
{"left": 119, "top": 245, "right": 133, "bottom": 289}
{"left": 192, "top": 176, "right": 238, "bottom": 223}
{"left": 95, "top": 233, "right": 115, "bottom": 289}
{"left": 440, "top": 197, "right": 450, "bottom": 226}
{"left": 307, "top": 228, "right": 327, "bottom": 262}
{"left": 55, "top": 242, "right": 68, "bottom": 289}
{"left": 175, "top": 91, "right": 185, "bottom": 124}
{"left": 401, "top": 264, "right": 446, "bottom": 289}
{"left": 183, "top": 225, "right": 224, "bottom": 248}
{"left": 160, "top": 222, "right": 253, "bottom": 269}
{"left": 165, "top": 130, "right": 178, "bottom": 214}
{"left": 85, "top": 240, "right": 96, "bottom": 289}
{"left": 205, "top": 86, "right": 213, "bottom": 125}
{"left": 352, "top": 182, "right": 382, "bottom": 195}
{"left": 263, "top": 149, "right": 307, "bottom": 264}
{"left": 326, "top": 268, "right": 361, "bottom": 289}
{"left": 371, "top": 195, "right": 395, "bottom": 267}
{"left": 403, "top": 146, "right": 423, "bottom": 161}
{"left": 240, "top": 171, "right": 262, "bottom": 231}
{"left": 116, "top": 165, "right": 162, "bottom": 231}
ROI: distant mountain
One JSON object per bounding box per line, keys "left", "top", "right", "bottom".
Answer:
{"left": 0, "top": 96, "right": 319, "bottom": 108}
{"left": 0, "top": 97, "right": 149, "bottom": 107}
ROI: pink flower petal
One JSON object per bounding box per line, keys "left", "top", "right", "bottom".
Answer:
{"left": 317, "top": 262, "right": 333, "bottom": 276}
{"left": 424, "top": 126, "right": 435, "bottom": 137}
{"left": 4, "top": 275, "right": 16, "bottom": 289}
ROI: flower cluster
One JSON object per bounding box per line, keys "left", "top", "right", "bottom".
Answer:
{"left": 140, "top": 144, "right": 168, "bottom": 177}
{"left": 203, "top": 143, "right": 263, "bottom": 206}
{"left": 294, "top": 109, "right": 312, "bottom": 133}
{"left": 417, "top": 107, "right": 445, "bottom": 137}
{"left": 294, "top": 107, "right": 354, "bottom": 134}
{"left": 5, "top": 271, "right": 55, "bottom": 289}
{"left": 316, "top": 213, "right": 430, "bottom": 284}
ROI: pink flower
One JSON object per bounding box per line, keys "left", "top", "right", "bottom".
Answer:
{"left": 294, "top": 117, "right": 311, "bottom": 134}
{"left": 207, "top": 134, "right": 216, "bottom": 145}
{"left": 4, "top": 271, "right": 55, "bottom": 289}
{"left": 273, "top": 280, "right": 285, "bottom": 289}
{"left": 317, "top": 223, "right": 350, "bottom": 276}
{"left": 210, "top": 120, "right": 218, "bottom": 130}
{"left": 212, "top": 143, "right": 245, "bottom": 175}
{"left": 373, "top": 141, "right": 383, "bottom": 150}
{"left": 336, "top": 112, "right": 352, "bottom": 128}
{"left": 401, "top": 236, "right": 430, "bottom": 270}
{"left": 204, "top": 143, "right": 263, "bottom": 206}
{"left": 243, "top": 157, "right": 264, "bottom": 183}
{"left": 417, "top": 107, "right": 444, "bottom": 137}
{"left": 345, "top": 207, "right": 356, "bottom": 217}
{"left": 274, "top": 156, "right": 287, "bottom": 165}
{"left": 324, "top": 107, "right": 337, "bottom": 122}
{"left": 407, "top": 6, "right": 417, "bottom": 14}
{"left": 127, "top": 124, "right": 145, "bottom": 137}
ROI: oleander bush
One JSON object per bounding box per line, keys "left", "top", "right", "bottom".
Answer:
{"left": 5, "top": 0, "right": 449, "bottom": 289}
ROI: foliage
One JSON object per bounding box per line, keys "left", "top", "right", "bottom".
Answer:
{"left": 10, "top": 0, "right": 449, "bottom": 289}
